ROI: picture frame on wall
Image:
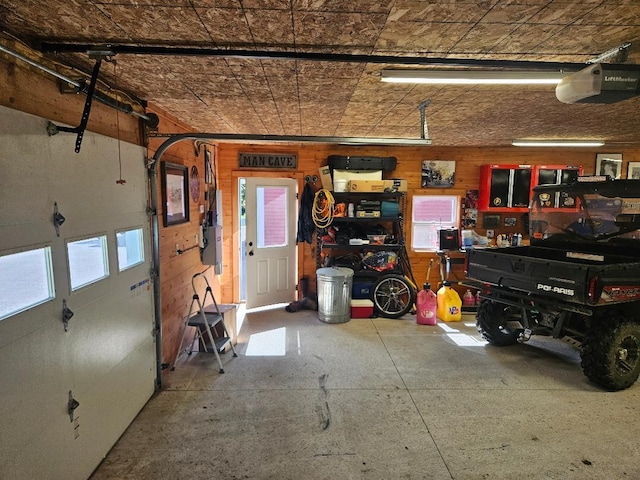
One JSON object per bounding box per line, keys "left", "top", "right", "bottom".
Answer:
{"left": 161, "top": 161, "right": 190, "bottom": 227}
{"left": 595, "top": 153, "right": 623, "bottom": 179}
{"left": 421, "top": 160, "right": 455, "bottom": 188}
{"left": 483, "top": 214, "right": 501, "bottom": 228}
{"left": 628, "top": 162, "right": 640, "bottom": 180}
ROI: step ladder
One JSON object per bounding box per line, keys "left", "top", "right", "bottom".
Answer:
{"left": 172, "top": 271, "right": 238, "bottom": 373}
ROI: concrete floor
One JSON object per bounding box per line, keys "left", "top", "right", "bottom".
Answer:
{"left": 91, "top": 308, "right": 640, "bottom": 480}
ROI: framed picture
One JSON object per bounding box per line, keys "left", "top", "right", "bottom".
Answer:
{"left": 504, "top": 217, "right": 517, "bottom": 227}
{"left": 483, "top": 214, "right": 501, "bottom": 228}
{"left": 161, "top": 161, "right": 190, "bottom": 227}
{"left": 421, "top": 160, "right": 455, "bottom": 188}
{"left": 628, "top": 162, "right": 640, "bottom": 180}
{"left": 596, "top": 153, "right": 622, "bottom": 179}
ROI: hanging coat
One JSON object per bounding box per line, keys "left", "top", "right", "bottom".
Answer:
{"left": 297, "top": 182, "right": 315, "bottom": 244}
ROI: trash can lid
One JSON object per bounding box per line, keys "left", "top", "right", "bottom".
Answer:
{"left": 316, "top": 267, "right": 354, "bottom": 278}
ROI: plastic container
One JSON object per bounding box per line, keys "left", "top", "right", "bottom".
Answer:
{"left": 352, "top": 281, "right": 374, "bottom": 299}
{"left": 367, "top": 234, "right": 387, "bottom": 245}
{"left": 462, "top": 289, "right": 475, "bottom": 306}
{"left": 436, "top": 282, "right": 462, "bottom": 322}
{"left": 351, "top": 299, "right": 374, "bottom": 318}
{"left": 334, "top": 178, "right": 348, "bottom": 192}
{"left": 316, "top": 267, "right": 354, "bottom": 323}
{"left": 416, "top": 283, "right": 438, "bottom": 325}
{"left": 462, "top": 229, "right": 474, "bottom": 248}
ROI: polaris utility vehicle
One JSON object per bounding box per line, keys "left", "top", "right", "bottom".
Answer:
{"left": 466, "top": 177, "right": 640, "bottom": 390}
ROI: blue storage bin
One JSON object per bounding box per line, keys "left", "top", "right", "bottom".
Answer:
{"left": 381, "top": 200, "right": 399, "bottom": 217}
{"left": 352, "top": 282, "right": 374, "bottom": 299}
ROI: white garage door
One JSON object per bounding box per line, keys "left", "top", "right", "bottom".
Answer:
{"left": 0, "top": 105, "right": 156, "bottom": 479}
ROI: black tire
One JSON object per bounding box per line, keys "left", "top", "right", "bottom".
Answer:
{"left": 581, "top": 316, "right": 640, "bottom": 391}
{"left": 372, "top": 274, "right": 416, "bottom": 319}
{"left": 476, "top": 299, "right": 522, "bottom": 346}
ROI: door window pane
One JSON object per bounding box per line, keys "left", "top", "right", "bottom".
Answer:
{"left": 67, "top": 235, "right": 109, "bottom": 291}
{"left": 116, "top": 228, "right": 144, "bottom": 271}
{"left": 0, "top": 246, "right": 55, "bottom": 321}
{"left": 257, "top": 187, "right": 287, "bottom": 248}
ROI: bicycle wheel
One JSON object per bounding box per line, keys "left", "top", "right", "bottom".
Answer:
{"left": 372, "top": 274, "right": 416, "bottom": 318}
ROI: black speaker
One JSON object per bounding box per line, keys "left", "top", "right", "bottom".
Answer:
{"left": 439, "top": 229, "right": 460, "bottom": 250}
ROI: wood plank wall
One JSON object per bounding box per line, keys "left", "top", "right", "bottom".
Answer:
{"left": 0, "top": 48, "right": 141, "bottom": 146}
{"left": 145, "top": 105, "right": 226, "bottom": 367}
{"left": 215, "top": 144, "right": 640, "bottom": 298}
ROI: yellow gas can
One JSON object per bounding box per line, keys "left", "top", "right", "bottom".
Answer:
{"left": 436, "top": 282, "right": 462, "bottom": 322}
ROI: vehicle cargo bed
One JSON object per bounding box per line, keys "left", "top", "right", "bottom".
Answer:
{"left": 466, "top": 246, "right": 640, "bottom": 305}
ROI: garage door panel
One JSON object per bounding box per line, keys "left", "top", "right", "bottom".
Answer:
{"left": 0, "top": 323, "right": 73, "bottom": 450}
{"left": 66, "top": 288, "right": 153, "bottom": 386}
{"left": 0, "top": 291, "right": 58, "bottom": 350}
{"left": 0, "top": 224, "right": 56, "bottom": 253}
{"left": 48, "top": 136, "right": 147, "bottom": 220}
{"left": 74, "top": 337, "right": 156, "bottom": 464}
{"left": 0, "top": 105, "right": 156, "bottom": 480}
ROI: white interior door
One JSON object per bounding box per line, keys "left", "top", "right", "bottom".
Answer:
{"left": 0, "top": 105, "right": 155, "bottom": 480}
{"left": 244, "top": 177, "right": 297, "bottom": 309}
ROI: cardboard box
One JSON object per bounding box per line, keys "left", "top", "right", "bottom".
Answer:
{"left": 333, "top": 169, "right": 382, "bottom": 184}
{"left": 318, "top": 166, "right": 333, "bottom": 190}
{"left": 349, "top": 180, "right": 387, "bottom": 192}
{"left": 385, "top": 179, "right": 408, "bottom": 192}
{"left": 348, "top": 179, "right": 408, "bottom": 193}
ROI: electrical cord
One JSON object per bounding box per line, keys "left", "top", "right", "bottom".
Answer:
{"left": 312, "top": 189, "right": 335, "bottom": 228}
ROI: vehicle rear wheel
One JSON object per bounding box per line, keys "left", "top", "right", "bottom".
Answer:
{"left": 372, "top": 274, "right": 416, "bottom": 319}
{"left": 581, "top": 316, "right": 640, "bottom": 391}
{"left": 476, "top": 299, "right": 522, "bottom": 346}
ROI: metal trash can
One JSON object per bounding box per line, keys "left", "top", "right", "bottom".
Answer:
{"left": 316, "top": 267, "right": 354, "bottom": 323}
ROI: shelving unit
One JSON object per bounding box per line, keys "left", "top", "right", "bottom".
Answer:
{"left": 316, "top": 190, "right": 416, "bottom": 318}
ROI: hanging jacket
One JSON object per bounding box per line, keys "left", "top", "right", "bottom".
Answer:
{"left": 297, "top": 182, "right": 315, "bottom": 244}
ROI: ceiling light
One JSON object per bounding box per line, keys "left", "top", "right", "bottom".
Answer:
{"left": 381, "top": 69, "right": 568, "bottom": 85}
{"left": 512, "top": 140, "right": 605, "bottom": 147}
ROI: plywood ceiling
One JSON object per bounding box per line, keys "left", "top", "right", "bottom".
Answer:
{"left": 2, "top": 0, "right": 640, "bottom": 146}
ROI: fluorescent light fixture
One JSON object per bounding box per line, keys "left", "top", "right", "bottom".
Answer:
{"left": 381, "top": 69, "right": 568, "bottom": 85}
{"left": 512, "top": 140, "right": 605, "bottom": 147}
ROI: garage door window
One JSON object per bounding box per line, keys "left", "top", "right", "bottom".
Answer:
{"left": 0, "top": 246, "right": 55, "bottom": 321}
{"left": 116, "top": 228, "right": 144, "bottom": 271}
{"left": 67, "top": 235, "right": 109, "bottom": 291}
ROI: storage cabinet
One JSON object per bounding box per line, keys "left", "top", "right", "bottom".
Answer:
{"left": 531, "top": 164, "right": 582, "bottom": 208}
{"left": 479, "top": 164, "right": 582, "bottom": 212}
{"left": 479, "top": 164, "right": 533, "bottom": 212}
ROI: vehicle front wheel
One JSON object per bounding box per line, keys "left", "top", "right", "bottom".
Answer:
{"left": 581, "top": 316, "right": 640, "bottom": 391}
{"left": 372, "top": 274, "right": 416, "bottom": 319}
{"left": 476, "top": 299, "right": 522, "bottom": 346}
